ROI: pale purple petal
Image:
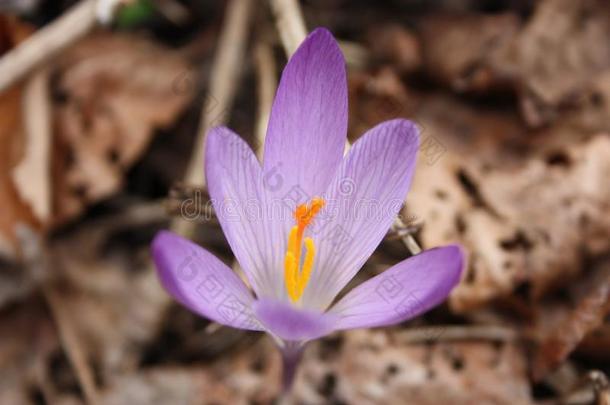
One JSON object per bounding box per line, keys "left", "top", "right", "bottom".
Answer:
{"left": 252, "top": 298, "right": 338, "bottom": 341}
{"left": 300, "top": 119, "right": 419, "bottom": 310}
{"left": 329, "top": 245, "right": 465, "bottom": 330}
{"left": 206, "top": 126, "right": 285, "bottom": 299}
{"left": 152, "top": 231, "right": 263, "bottom": 331}
{"left": 263, "top": 27, "right": 347, "bottom": 198}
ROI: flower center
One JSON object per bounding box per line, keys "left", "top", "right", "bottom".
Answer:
{"left": 284, "top": 197, "right": 325, "bottom": 303}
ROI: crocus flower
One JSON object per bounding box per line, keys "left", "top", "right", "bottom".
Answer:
{"left": 152, "top": 28, "right": 464, "bottom": 391}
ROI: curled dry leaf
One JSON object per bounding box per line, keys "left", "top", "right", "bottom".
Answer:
{"left": 497, "top": 0, "right": 610, "bottom": 127}
{"left": 13, "top": 68, "right": 53, "bottom": 227}
{"left": 558, "top": 70, "right": 610, "bottom": 135}
{"left": 419, "top": 12, "right": 519, "bottom": 93}
{"left": 52, "top": 33, "right": 194, "bottom": 225}
{"left": 1, "top": 28, "right": 193, "bottom": 261}
{"left": 367, "top": 24, "right": 422, "bottom": 74}
{"left": 533, "top": 258, "right": 610, "bottom": 380}
{"left": 0, "top": 16, "right": 38, "bottom": 259}
{"left": 348, "top": 68, "right": 419, "bottom": 140}
{"left": 416, "top": 0, "right": 610, "bottom": 130}
{"left": 392, "top": 94, "right": 610, "bottom": 312}
{"left": 454, "top": 134, "right": 610, "bottom": 309}
{"left": 0, "top": 86, "right": 39, "bottom": 260}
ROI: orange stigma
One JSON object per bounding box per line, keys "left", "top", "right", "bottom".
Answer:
{"left": 284, "top": 197, "right": 325, "bottom": 303}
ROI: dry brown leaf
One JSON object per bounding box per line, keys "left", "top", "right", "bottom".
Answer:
{"left": 419, "top": 13, "right": 519, "bottom": 93}
{"left": 489, "top": 0, "right": 610, "bottom": 127}
{"left": 174, "top": 329, "right": 534, "bottom": 404}
{"left": 49, "top": 234, "right": 169, "bottom": 375}
{"left": 381, "top": 93, "right": 610, "bottom": 312}
{"left": 453, "top": 134, "right": 610, "bottom": 309}
{"left": 323, "top": 330, "right": 532, "bottom": 405}
{"left": 2, "top": 26, "right": 192, "bottom": 260}
{"left": 533, "top": 258, "right": 610, "bottom": 380}
{"left": 0, "top": 86, "right": 39, "bottom": 259}
{"left": 558, "top": 70, "right": 610, "bottom": 135}
{"left": 367, "top": 24, "right": 422, "bottom": 74}
{"left": 51, "top": 33, "right": 194, "bottom": 225}
{"left": 0, "top": 16, "right": 38, "bottom": 259}
{"left": 578, "top": 323, "right": 610, "bottom": 361}
{"left": 348, "top": 68, "right": 420, "bottom": 140}
{"left": 416, "top": 0, "right": 610, "bottom": 130}
{"left": 0, "top": 297, "right": 58, "bottom": 404}
{"left": 99, "top": 368, "right": 228, "bottom": 405}
{"left": 0, "top": 14, "right": 33, "bottom": 50}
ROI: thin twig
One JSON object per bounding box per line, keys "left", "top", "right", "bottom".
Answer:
{"left": 393, "top": 216, "right": 422, "bottom": 255}
{"left": 561, "top": 370, "right": 610, "bottom": 405}
{"left": 44, "top": 285, "right": 100, "bottom": 405}
{"left": 167, "top": 2, "right": 254, "bottom": 343}
{"left": 173, "top": 0, "right": 253, "bottom": 236}
{"left": 0, "top": 0, "right": 97, "bottom": 92}
{"left": 338, "top": 40, "right": 370, "bottom": 70}
{"left": 15, "top": 226, "right": 99, "bottom": 405}
{"left": 12, "top": 68, "right": 52, "bottom": 223}
{"left": 268, "top": 0, "right": 307, "bottom": 56}
{"left": 182, "top": 0, "right": 253, "bottom": 186}
{"left": 253, "top": 38, "right": 277, "bottom": 159}
{"left": 157, "top": 0, "right": 190, "bottom": 25}
{"left": 395, "top": 325, "right": 517, "bottom": 344}
{"left": 13, "top": 52, "right": 110, "bottom": 404}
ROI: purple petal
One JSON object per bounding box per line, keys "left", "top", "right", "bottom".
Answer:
{"left": 206, "top": 127, "right": 286, "bottom": 299}
{"left": 263, "top": 27, "right": 347, "bottom": 198}
{"left": 151, "top": 231, "right": 262, "bottom": 330}
{"left": 329, "top": 245, "right": 465, "bottom": 330}
{"left": 300, "top": 119, "right": 419, "bottom": 310}
{"left": 252, "top": 298, "right": 337, "bottom": 341}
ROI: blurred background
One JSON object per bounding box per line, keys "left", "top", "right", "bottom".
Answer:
{"left": 0, "top": 0, "right": 609, "bottom": 403}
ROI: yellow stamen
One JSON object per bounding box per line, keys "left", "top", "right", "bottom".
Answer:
{"left": 288, "top": 226, "right": 298, "bottom": 258}
{"left": 297, "top": 237, "right": 315, "bottom": 297}
{"left": 284, "top": 251, "right": 298, "bottom": 301}
{"left": 283, "top": 197, "right": 325, "bottom": 303}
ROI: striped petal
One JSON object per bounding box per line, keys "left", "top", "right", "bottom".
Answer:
{"left": 300, "top": 119, "right": 419, "bottom": 310}
{"left": 205, "top": 127, "right": 285, "bottom": 298}
{"left": 152, "top": 231, "right": 262, "bottom": 330}
{"left": 263, "top": 28, "right": 348, "bottom": 200}
{"left": 329, "top": 245, "right": 465, "bottom": 330}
